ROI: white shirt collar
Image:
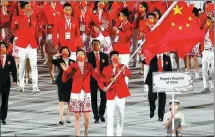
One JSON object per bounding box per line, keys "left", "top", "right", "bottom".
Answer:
{"left": 94, "top": 52, "right": 100, "bottom": 54}
{"left": 157, "top": 53, "right": 163, "bottom": 59}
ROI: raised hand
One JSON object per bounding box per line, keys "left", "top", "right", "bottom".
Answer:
{"left": 60, "top": 63, "right": 69, "bottom": 71}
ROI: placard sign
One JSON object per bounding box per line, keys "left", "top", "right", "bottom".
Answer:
{"left": 153, "top": 72, "right": 193, "bottom": 93}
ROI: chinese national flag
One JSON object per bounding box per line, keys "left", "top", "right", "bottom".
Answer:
{"left": 142, "top": 1, "right": 205, "bottom": 64}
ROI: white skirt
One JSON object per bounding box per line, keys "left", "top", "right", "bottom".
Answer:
{"left": 69, "top": 90, "right": 92, "bottom": 113}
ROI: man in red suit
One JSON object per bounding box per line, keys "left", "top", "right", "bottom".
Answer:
{"left": 53, "top": 2, "right": 81, "bottom": 61}
{"left": 112, "top": 8, "right": 133, "bottom": 85}
{"left": 101, "top": 51, "right": 131, "bottom": 136}
{"left": 11, "top": 1, "right": 39, "bottom": 93}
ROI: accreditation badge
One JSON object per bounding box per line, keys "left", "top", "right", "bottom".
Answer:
{"left": 65, "top": 32, "right": 71, "bottom": 40}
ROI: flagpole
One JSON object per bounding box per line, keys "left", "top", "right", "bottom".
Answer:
{"left": 106, "top": 1, "right": 179, "bottom": 89}
{"left": 151, "top": 1, "right": 178, "bottom": 31}
{"left": 107, "top": 39, "right": 145, "bottom": 89}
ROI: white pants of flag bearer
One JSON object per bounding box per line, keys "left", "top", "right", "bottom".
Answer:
{"left": 107, "top": 97, "right": 125, "bottom": 136}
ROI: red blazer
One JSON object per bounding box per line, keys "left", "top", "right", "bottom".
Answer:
{"left": 137, "top": 20, "right": 150, "bottom": 40}
{"left": 53, "top": 16, "right": 81, "bottom": 52}
{"left": 91, "top": 10, "right": 111, "bottom": 38}
{"left": 113, "top": 21, "right": 133, "bottom": 54}
{"left": 100, "top": 64, "right": 131, "bottom": 100}
{"left": 0, "top": 8, "right": 10, "bottom": 28}
{"left": 76, "top": 7, "right": 94, "bottom": 36}
{"left": 11, "top": 13, "right": 38, "bottom": 48}
{"left": 62, "top": 62, "right": 110, "bottom": 93}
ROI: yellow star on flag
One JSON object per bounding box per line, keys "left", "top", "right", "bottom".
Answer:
{"left": 178, "top": 26, "right": 183, "bottom": 30}
{"left": 186, "top": 23, "right": 190, "bottom": 28}
{"left": 173, "top": 5, "right": 183, "bottom": 15}
{"left": 171, "top": 22, "right": 176, "bottom": 26}
{"left": 188, "top": 17, "right": 192, "bottom": 21}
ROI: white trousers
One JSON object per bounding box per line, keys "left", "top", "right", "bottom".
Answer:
{"left": 69, "top": 52, "right": 76, "bottom": 61}
{"left": 202, "top": 49, "right": 214, "bottom": 88}
{"left": 107, "top": 97, "right": 126, "bottom": 136}
{"left": 144, "top": 64, "right": 149, "bottom": 83}
{"left": 18, "top": 44, "right": 38, "bottom": 89}
{"left": 119, "top": 54, "right": 130, "bottom": 85}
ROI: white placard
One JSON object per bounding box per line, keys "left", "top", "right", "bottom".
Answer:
{"left": 153, "top": 72, "right": 193, "bottom": 93}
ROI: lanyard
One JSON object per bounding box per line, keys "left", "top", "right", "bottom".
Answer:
{"left": 65, "top": 18, "right": 71, "bottom": 30}
{"left": 119, "top": 21, "right": 128, "bottom": 29}
{"left": 81, "top": 10, "right": 86, "bottom": 23}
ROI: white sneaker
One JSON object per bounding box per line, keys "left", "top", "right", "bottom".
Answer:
{"left": 32, "top": 87, "right": 40, "bottom": 94}
{"left": 20, "top": 87, "right": 24, "bottom": 92}
{"left": 195, "top": 73, "right": 200, "bottom": 79}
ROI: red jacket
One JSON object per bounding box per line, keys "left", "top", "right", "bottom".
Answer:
{"left": 62, "top": 62, "right": 110, "bottom": 93}
{"left": 11, "top": 13, "right": 38, "bottom": 48}
{"left": 53, "top": 16, "right": 81, "bottom": 52}
{"left": 100, "top": 64, "right": 131, "bottom": 100}
{"left": 0, "top": 6, "right": 10, "bottom": 28}
{"left": 113, "top": 21, "right": 133, "bottom": 54}
{"left": 91, "top": 10, "right": 111, "bottom": 37}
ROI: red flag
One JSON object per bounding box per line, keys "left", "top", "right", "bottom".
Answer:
{"left": 142, "top": 1, "right": 205, "bottom": 64}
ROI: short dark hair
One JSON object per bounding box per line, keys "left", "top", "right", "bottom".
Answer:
{"left": 91, "top": 39, "right": 100, "bottom": 45}
{"left": 19, "top": 1, "right": 29, "bottom": 9}
{"left": 153, "top": 9, "right": 162, "bottom": 19}
{"left": 63, "top": 2, "right": 72, "bottom": 9}
{"left": 59, "top": 46, "right": 71, "bottom": 57}
{"left": 120, "top": 7, "right": 130, "bottom": 18}
{"left": 109, "top": 51, "right": 119, "bottom": 57}
{"left": 140, "top": 2, "right": 148, "bottom": 13}
{"left": 76, "top": 49, "right": 86, "bottom": 56}
{"left": 203, "top": 1, "right": 213, "bottom": 12}
{"left": 147, "top": 12, "right": 156, "bottom": 19}
{"left": 192, "top": 7, "right": 201, "bottom": 17}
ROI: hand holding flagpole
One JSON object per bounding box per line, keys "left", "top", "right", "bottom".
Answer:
{"left": 106, "top": 1, "right": 178, "bottom": 90}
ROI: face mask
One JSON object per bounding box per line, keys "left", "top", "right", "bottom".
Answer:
{"left": 206, "top": 21, "right": 211, "bottom": 27}
{"left": 93, "top": 45, "right": 100, "bottom": 52}
{"left": 25, "top": 8, "right": 32, "bottom": 12}
{"left": 77, "top": 55, "right": 85, "bottom": 62}
{"left": 62, "top": 51, "right": 69, "bottom": 58}
{"left": 112, "top": 57, "right": 119, "bottom": 64}
{"left": 139, "top": 7, "right": 145, "bottom": 13}
{"left": 81, "top": 1, "right": 87, "bottom": 7}
{"left": 156, "top": 14, "right": 159, "bottom": 19}
{"left": 64, "top": 11, "right": 71, "bottom": 16}
{"left": 148, "top": 18, "right": 154, "bottom": 24}
{"left": 98, "top": 2, "right": 105, "bottom": 9}
{"left": 0, "top": 48, "right": 6, "bottom": 55}
{"left": 119, "top": 16, "right": 124, "bottom": 22}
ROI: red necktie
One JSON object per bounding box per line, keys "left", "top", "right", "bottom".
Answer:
{"left": 95, "top": 53, "right": 100, "bottom": 74}
{"left": 0, "top": 57, "right": 4, "bottom": 68}
{"left": 158, "top": 55, "right": 162, "bottom": 72}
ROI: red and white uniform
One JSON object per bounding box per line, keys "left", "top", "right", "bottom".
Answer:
{"left": 100, "top": 64, "right": 131, "bottom": 136}
{"left": 62, "top": 62, "right": 109, "bottom": 112}
{"left": 113, "top": 20, "right": 133, "bottom": 84}
{"left": 91, "top": 9, "right": 113, "bottom": 54}
{"left": 11, "top": 11, "right": 39, "bottom": 90}
{"left": 41, "top": 3, "right": 60, "bottom": 53}
{"left": 76, "top": 4, "right": 93, "bottom": 53}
